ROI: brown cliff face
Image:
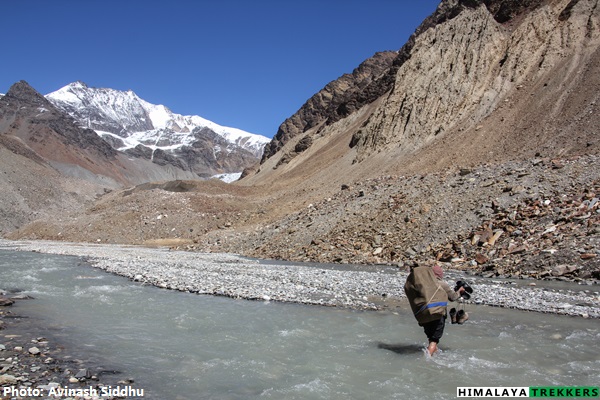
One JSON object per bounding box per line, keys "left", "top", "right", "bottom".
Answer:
{"left": 389, "top": 0, "right": 546, "bottom": 76}
{"left": 260, "top": 0, "right": 557, "bottom": 165}
{"left": 349, "top": 0, "right": 599, "bottom": 168}
{"left": 261, "top": 51, "right": 397, "bottom": 162}
{"left": 247, "top": 0, "right": 599, "bottom": 193}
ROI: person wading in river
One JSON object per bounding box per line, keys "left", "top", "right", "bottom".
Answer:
{"left": 404, "top": 263, "right": 465, "bottom": 356}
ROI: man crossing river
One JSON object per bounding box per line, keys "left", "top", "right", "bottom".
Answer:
{"left": 404, "top": 263, "right": 466, "bottom": 356}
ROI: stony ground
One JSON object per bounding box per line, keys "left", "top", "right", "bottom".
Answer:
{"left": 196, "top": 155, "right": 600, "bottom": 285}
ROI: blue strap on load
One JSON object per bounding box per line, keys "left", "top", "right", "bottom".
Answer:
{"left": 415, "top": 301, "right": 448, "bottom": 316}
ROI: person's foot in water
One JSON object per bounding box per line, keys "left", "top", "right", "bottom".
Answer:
{"left": 427, "top": 341, "right": 438, "bottom": 356}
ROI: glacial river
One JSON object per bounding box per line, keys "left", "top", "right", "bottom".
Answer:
{"left": 0, "top": 249, "right": 598, "bottom": 399}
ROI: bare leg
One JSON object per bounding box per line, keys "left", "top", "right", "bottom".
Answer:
{"left": 427, "top": 341, "right": 438, "bottom": 356}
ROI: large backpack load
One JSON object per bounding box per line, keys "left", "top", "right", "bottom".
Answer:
{"left": 404, "top": 266, "right": 448, "bottom": 325}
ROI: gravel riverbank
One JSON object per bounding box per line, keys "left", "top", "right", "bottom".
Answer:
{"left": 1, "top": 240, "right": 598, "bottom": 319}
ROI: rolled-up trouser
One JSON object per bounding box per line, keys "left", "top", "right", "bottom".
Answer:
{"left": 421, "top": 314, "right": 446, "bottom": 343}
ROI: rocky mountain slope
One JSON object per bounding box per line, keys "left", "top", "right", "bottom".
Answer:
{"left": 4, "top": 0, "right": 599, "bottom": 283}
{"left": 349, "top": 0, "right": 599, "bottom": 167}
{"left": 0, "top": 81, "right": 124, "bottom": 185}
{"left": 47, "top": 82, "right": 270, "bottom": 178}
{"left": 260, "top": 51, "right": 397, "bottom": 161}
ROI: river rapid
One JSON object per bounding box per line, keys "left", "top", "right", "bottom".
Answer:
{"left": 0, "top": 246, "right": 598, "bottom": 399}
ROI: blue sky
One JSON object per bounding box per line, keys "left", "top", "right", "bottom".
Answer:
{"left": 2, "top": 1, "right": 440, "bottom": 138}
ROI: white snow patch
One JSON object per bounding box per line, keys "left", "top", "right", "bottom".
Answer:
{"left": 212, "top": 172, "right": 242, "bottom": 183}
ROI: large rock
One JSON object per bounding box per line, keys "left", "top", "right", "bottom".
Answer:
{"left": 28, "top": 346, "right": 41, "bottom": 355}
{"left": 551, "top": 264, "right": 578, "bottom": 276}
{"left": 0, "top": 296, "right": 14, "bottom": 306}
{"left": 0, "top": 374, "right": 18, "bottom": 385}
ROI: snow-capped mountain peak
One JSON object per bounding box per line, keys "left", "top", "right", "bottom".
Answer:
{"left": 46, "top": 82, "right": 271, "bottom": 178}
{"left": 47, "top": 82, "right": 269, "bottom": 155}
{"left": 46, "top": 81, "right": 270, "bottom": 177}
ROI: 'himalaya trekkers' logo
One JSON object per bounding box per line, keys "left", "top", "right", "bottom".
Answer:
{"left": 457, "top": 386, "right": 599, "bottom": 398}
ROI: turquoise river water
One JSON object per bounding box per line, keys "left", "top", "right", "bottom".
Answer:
{"left": 0, "top": 249, "right": 598, "bottom": 399}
